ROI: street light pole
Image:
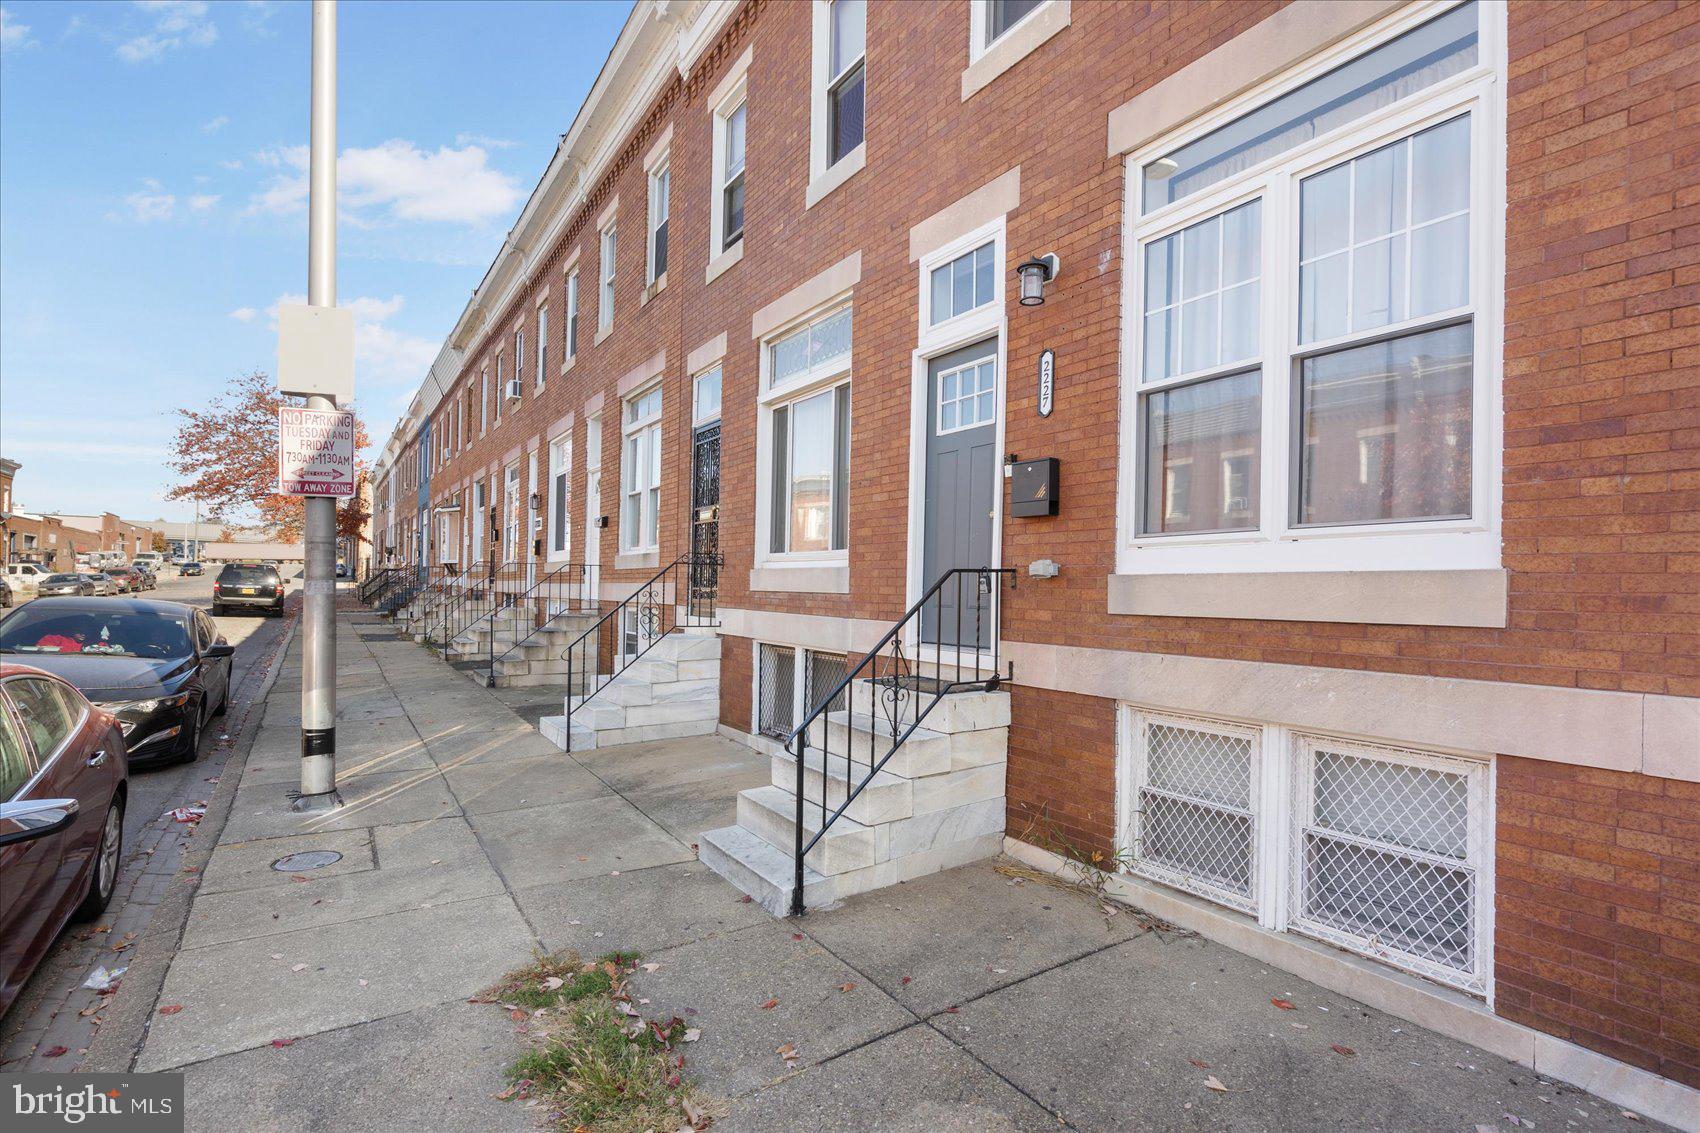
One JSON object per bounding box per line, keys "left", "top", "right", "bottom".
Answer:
{"left": 294, "top": 0, "right": 340, "bottom": 812}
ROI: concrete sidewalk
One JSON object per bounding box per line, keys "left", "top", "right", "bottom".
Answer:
{"left": 133, "top": 609, "right": 1670, "bottom": 1133}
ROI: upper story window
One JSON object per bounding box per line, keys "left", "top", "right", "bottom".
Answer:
{"left": 823, "top": 0, "right": 865, "bottom": 167}
{"left": 535, "top": 303, "right": 548, "bottom": 389}
{"left": 714, "top": 94, "right": 747, "bottom": 254}
{"left": 928, "top": 240, "right": 996, "bottom": 327}
{"left": 621, "top": 385, "right": 662, "bottom": 553}
{"left": 512, "top": 327, "right": 525, "bottom": 399}
{"left": 761, "top": 305, "right": 853, "bottom": 560}
{"left": 480, "top": 367, "right": 489, "bottom": 433}
{"left": 648, "top": 158, "right": 670, "bottom": 284}
{"left": 694, "top": 365, "right": 722, "bottom": 425}
{"left": 1119, "top": 1, "right": 1498, "bottom": 577}
{"left": 494, "top": 350, "right": 504, "bottom": 419}
{"left": 565, "top": 269, "right": 580, "bottom": 360}
{"left": 599, "top": 223, "right": 618, "bottom": 332}
{"left": 984, "top": 0, "right": 1044, "bottom": 47}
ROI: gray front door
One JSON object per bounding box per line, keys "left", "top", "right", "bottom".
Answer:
{"left": 921, "top": 338, "right": 998, "bottom": 649}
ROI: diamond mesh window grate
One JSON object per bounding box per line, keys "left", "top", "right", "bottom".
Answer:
{"left": 1291, "top": 737, "right": 1485, "bottom": 991}
{"left": 758, "top": 643, "right": 796, "bottom": 740}
{"left": 1131, "top": 715, "right": 1259, "bottom": 912}
{"left": 804, "top": 651, "right": 849, "bottom": 717}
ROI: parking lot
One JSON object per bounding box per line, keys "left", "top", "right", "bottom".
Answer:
{"left": 0, "top": 564, "right": 298, "bottom": 1070}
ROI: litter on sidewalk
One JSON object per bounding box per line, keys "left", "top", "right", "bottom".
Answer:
{"left": 83, "top": 965, "right": 128, "bottom": 991}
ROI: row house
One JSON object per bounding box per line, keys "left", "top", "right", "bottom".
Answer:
{"left": 369, "top": 1, "right": 1699, "bottom": 1122}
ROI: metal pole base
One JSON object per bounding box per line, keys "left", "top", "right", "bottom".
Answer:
{"left": 288, "top": 789, "right": 344, "bottom": 814}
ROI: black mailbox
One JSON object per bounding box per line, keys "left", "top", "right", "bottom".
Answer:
{"left": 1010, "top": 458, "right": 1059, "bottom": 517}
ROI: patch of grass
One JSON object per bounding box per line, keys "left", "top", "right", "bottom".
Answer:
{"left": 490, "top": 950, "right": 716, "bottom": 1132}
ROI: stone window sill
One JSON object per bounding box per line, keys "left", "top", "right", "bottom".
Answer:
{"left": 1106, "top": 569, "right": 1509, "bottom": 628}
{"left": 749, "top": 563, "right": 849, "bottom": 594}
{"left": 705, "top": 239, "right": 744, "bottom": 286}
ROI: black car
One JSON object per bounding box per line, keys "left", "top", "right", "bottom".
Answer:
{"left": 212, "top": 563, "right": 285, "bottom": 616}
{"left": 0, "top": 598, "right": 233, "bottom": 765}
{"left": 179, "top": 562, "right": 203, "bottom": 577}
{"left": 37, "top": 574, "right": 95, "bottom": 598}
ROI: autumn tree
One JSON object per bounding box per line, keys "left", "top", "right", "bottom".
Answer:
{"left": 168, "top": 369, "right": 372, "bottom": 544}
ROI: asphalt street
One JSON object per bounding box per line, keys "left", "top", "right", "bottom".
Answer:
{"left": 0, "top": 567, "right": 296, "bottom": 1070}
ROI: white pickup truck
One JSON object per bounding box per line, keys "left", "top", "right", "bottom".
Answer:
{"left": 3, "top": 562, "right": 51, "bottom": 596}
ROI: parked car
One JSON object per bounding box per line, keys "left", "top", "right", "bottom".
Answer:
{"left": 104, "top": 567, "right": 142, "bottom": 594}
{"left": 0, "top": 577, "right": 12, "bottom": 609}
{"left": 131, "top": 565, "right": 156, "bottom": 591}
{"left": 3, "top": 563, "right": 49, "bottom": 598}
{"left": 0, "top": 662, "right": 128, "bottom": 1018}
{"left": 178, "top": 561, "right": 203, "bottom": 577}
{"left": 335, "top": 562, "right": 349, "bottom": 578}
{"left": 36, "top": 574, "right": 96, "bottom": 598}
{"left": 83, "top": 573, "right": 118, "bottom": 597}
{"left": 0, "top": 598, "right": 232, "bottom": 766}
{"left": 212, "top": 563, "right": 286, "bottom": 617}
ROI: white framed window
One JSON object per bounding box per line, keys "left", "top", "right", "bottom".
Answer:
{"left": 647, "top": 156, "right": 670, "bottom": 284}
{"left": 971, "top": 0, "right": 1049, "bottom": 58}
{"left": 712, "top": 87, "right": 747, "bottom": 255}
{"left": 936, "top": 355, "right": 996, "bottom": 434}
{"left": 758, "top": 304, "right": 852, "bottom": 561}
{"left": 535, "top": 302, "right": 549, "bottom": 389}
{"left": 621, "top": 384, "right": 662, "bottom": 553}
{"left": 1118, "top": 0, "right": 1502, "bottom": 577}
{"left": 599, "top": 223, "right": 617, "bottom": 332}
{"left": 513, "top": 327, "right": 525, "bottom": 399}
{"left": 693, "top": 365, "right": 722, "bottom": 425}
{"left": 503, "top": 464, "right": 522, "bottom": 561}
{"left": 1117, "top": 704, "right": 1491, "bottom": 995}
{"left": 494, "top": 351, "right": 504, "bottom": 420}
{"left": 548, "top": 435, "right": 572, "bottom": 560}
{"left": 928, "top": 240, "right": 997, "bottom": 329}
{"left": 565, "top": 269, "right": 580, "bottom": 361}
{"left": 471, "top": 480, "right": 486, "bottom": 562}
{"left": 480, "top": 368, "right": 489, "bottom": 433}
{"left": 811, "top": 0, "right": 866, "bottom": 181}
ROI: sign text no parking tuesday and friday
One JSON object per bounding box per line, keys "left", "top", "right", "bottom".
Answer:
{"left": 278, "top": 406, "right": 356, "bottom": 497}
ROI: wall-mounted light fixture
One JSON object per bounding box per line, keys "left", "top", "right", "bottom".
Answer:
{"left": 1016, "top": 253, "right": 1060, "bottom": 306}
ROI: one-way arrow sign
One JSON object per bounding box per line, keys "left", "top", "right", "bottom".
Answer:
{"left": 279, "top": 406, "right": 356, "bottom": 498}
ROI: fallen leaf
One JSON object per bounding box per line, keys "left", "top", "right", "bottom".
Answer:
{"left": 900, "top": 976, "right": 911, "bottom": 986}
{"left": 944, "top": 1006, "right": 960, "bottom": 1014}
{"left": 509, "top": 1009, "right": 527, "bottom": 1022}
{"left": 78, "top": 1006, "right": 101, "bottom": 1018}
{"left": 1203, "top": 1076, "right": 1228, "bottom": 1093}
{"left": 1621, "top": 1112, "right": 1641, "bottom": 1122}
{"left": 791, "top": 933, "right": 804, "bottom": 941}
{"left": 270, "top": 954, "right": 284, "bottom": 961}
{"left": 683, "top": 1028, "right": 701, "bottom": 1042}
{"left": 270, "top": 1039, "right": 294, "bottom": 1049}
{"left": 1189, "top": 1059, "right": 1211, "bottom": 1070}
{"left": 543, "top": 976, "right": 565, "bottom": 991}
{"left": 358, "top": 979, "right": 368, "bottom": 987}
{"left": 739, "top": 894, "right": 753, "bottom": 903}
{"left": 291, "top": 964, "right": 308, "bottom": 973}
{"left": 1330, "top": 1044, "right": 1357, "bottom": 1058}
{"left": 43, "top": 1046, "right": 70, "bottom": 1058}
{"left": 760, "top": 997, "right": 779, "bottom": 1010}
{"left": 641, "top": 962, "right": 660, "bottom": 973}
{"left": 1271, "top": 998, "right": 1297, "bottom": 1010}
{"left": 838, "top": 982, "right": 856, "bottom": 992}
{"left": 776, "top": 1043, "right": 796, "bottom": 1057}
{"left": 156, "top": 1005, "right": 184, "bottom": 1016}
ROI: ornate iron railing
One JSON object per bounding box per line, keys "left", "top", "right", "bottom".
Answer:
{"left": 787, "top": 567, "right": 1015, "bottom": 916}
{"left": 420, "top": 559, "right": 500, "bottom": 647}
{"left": 556, "top": 552, "right": 721, "bottom": 748}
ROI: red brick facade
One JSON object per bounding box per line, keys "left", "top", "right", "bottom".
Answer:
{"left": 373, "top": 0, "right": 1700, "bottom": 1094}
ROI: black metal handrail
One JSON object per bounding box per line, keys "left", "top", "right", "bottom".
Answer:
{"left": 358, "top": 566, "right": 400, "bottom": 604}
{"left": 421, "top": 558, "right": 500, "bottom": 647}
{"left": 373, "top": 562, "right": 430, "bottom": 614}
{"left": 483, "top": 561, "right": 591, "bottom": 686}
{"left": 787, "top": 566, "right": 1015, "bottom": 916}
{"left": 557, "top": 552, "right": 721, "bottom": 748}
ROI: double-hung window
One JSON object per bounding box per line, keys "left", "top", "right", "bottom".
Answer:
{"left": 621, "top": 385, "right": 662, "bottom": 553}
{"left": 819, "top": 0, "right": 865, "bottom": 168}
{"left": 1120, "top": 0, "right": 1499, "bottom": 577}
{"left": 599, "top": 223, "right": 617, "bottom": 333}
{"left": 548, "top": 435, "right": 572, "bottom": 560}
{"left": 565, "top": 269, "right": 580, "bottom": 361}
{"left": 535, "top": 303, "right": 548, "bottom": 390}
{"left": 715, "top": 96, "right": 746, "bottom": 253}
{"left": 513, "top": 327, "right": 525, "bottom": 400}
{"left": 761, "top": 305, "right": 852, "bottom": 559}
{"left": 494, "top": 351, "right": 504, "bottom": 420}
{"left": 648, "top": 158, "right": 670, "bottom": 284}
{"left": 480, "top": 368, "right": 489, "bottom": 433}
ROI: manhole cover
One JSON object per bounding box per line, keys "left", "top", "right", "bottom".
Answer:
{"left": 272, "top": 850, "right": 343, "bottom": 872}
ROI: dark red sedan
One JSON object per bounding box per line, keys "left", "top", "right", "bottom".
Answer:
{"left": 0, "top": 662, "right": 127, "bottom": 1019}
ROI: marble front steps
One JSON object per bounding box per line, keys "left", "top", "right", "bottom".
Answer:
{"left": 538, "top": 629, "right": 721, "bottom": 752}
{"left": 699, "top": 681, "right": 1010, "bottom": 915}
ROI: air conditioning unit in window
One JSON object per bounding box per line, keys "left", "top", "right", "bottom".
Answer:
{"left": 505, "top": 378, "right": 522, "bottom": 400}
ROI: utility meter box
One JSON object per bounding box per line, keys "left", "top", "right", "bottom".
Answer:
{"left": 1010, "top": 458, "right": 1059, "bottom": 517}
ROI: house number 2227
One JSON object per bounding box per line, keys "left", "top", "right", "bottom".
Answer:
{"left": 1037, "top": 349, "right": 1055, "bottom": 418}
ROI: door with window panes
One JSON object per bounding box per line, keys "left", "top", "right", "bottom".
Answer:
{"left": 922, "top": 340, "right": 998, "bottom": 650}
{"left": 691, "top": 366, "right": 722, "bottom": 618}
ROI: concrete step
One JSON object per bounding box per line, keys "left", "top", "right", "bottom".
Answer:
{"left": 539, "top": 713, "right": 717, "bottom": 753}
{"left": 770, "top": 747, "right": 912, "bottom": 826}
{"left": 697, "top": 825, "right": 832, "bottom": 917}
{"left": 823, "top": 711, "right": 1007, "bottom": 777}
{"left": 737, "top": 784, "right": 877, "bottom": 875}
{"left": 597, "top": 676, "right": 719, "bottom": 708}
{"left": 848, "top": 681, "right": 1010, "bottom": 735}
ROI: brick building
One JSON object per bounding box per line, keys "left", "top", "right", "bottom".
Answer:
{"left": 55, "top": 513, "right": 161, "bottom": 561}
{"left": 370, "top": 1, "right": 1699, "bottom": 1120}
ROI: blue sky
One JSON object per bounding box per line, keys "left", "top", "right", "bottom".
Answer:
{"left": 0, "top": 0, "right": 629, "bottom": 523}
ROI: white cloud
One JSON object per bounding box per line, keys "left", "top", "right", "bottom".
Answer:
{"left": 201, "top": 114, "right": 228, "bottom": 134}
{"left": 454, "top": 132, "right": 515, "bottom": 150}
{"left": 246, "top": 140, "right": 521, "bottom": 226}
{"left": 219, "top": 158, "right": 243, "bottom": 171}
{"left": 118, "top": 0, "right": 217, "bottom": 64}
{"left": 229, "top": 306, "right": 257, "bottom": 322}
{"left": 0, "top": 7, "right": 34, "bottom": 52}
{"left": 188, "top": 193, "right": 220, "bottom": 211}
{"left": 264, "top": 293, "right": 437, "bottom": 386}
{"left": 123, "top": 180, "right": 176, "bottom": 222}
